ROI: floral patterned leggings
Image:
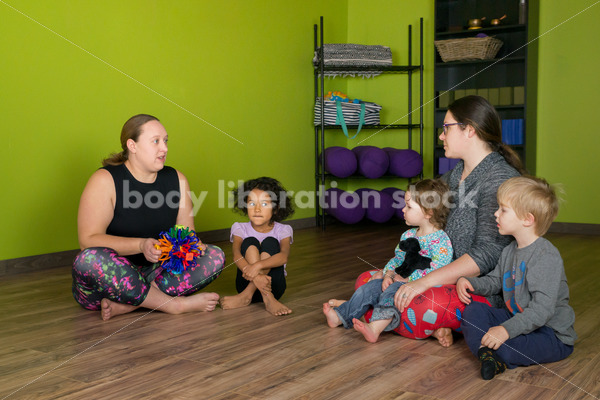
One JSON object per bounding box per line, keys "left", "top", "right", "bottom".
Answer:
{"left": 72, "top": 245, "right": 225, "bottom": 310}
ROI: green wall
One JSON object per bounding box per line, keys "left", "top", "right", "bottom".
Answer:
{"left": 345, "top": 0, "right": 434, "bottom": 192}
{"left": 0, "top": 1, "right": 347, "bottom": 260}
{"left": 1, "top": 1, "right": 598, "bottom": 261}
{"left": 536, "top": 0, "right": 600, "bottom": 224}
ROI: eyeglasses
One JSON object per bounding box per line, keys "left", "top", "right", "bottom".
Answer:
{"left": 442, "top": 122, "right": 465, "bottom": 133}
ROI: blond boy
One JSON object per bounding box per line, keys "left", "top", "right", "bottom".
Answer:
{"left": 457, "top": 176, "right": 576, "bottom": 380}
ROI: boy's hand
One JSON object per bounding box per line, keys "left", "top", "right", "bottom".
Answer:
{"left": 242, "top": 262, "right": 263, "bottom": 281}
{"left": 481, "top": 326, "right": 509, "bottom": 350}
{"left": 456, "top": 277, "right": 474, "bottom": 304}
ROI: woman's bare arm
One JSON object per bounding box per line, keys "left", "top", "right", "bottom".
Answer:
{"left": 77, "top": 169, "right": 158, "bottom": 260}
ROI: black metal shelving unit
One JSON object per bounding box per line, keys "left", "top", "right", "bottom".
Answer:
{"left": 433, "top": 0, "right": 538, "bottom": 175}
{"left": 313, "top": 16, "right": 424, "bottom": 229}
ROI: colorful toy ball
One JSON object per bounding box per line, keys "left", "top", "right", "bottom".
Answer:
{"left": 155, "top": 225, "right": 206, "bottom": 274}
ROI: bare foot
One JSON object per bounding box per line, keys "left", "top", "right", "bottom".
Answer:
{"left": 263, "top": 295, "right": 292, "bottom": 316}
{"left": 328, "top": 299, "right": 346, "bottom": 307}
{"left": 352, "top": 318, "right": 381, "bottom": 343}
{"left": 220, "top": 293, "right": 251, "bottom": 310}
{"left": 322, "top": 302, "right": 342, "bottom": 327}
{"left": 220, "top": 292, "right": 252, "bottom": 310}
{"left": 186, "top": 292, "right": 220, "bottom": 312}
{"left": 100, "top": 298, "right": 138, "bottom": 321}
{"left": 431, "top": 327, "right": 454, "bottom": 347}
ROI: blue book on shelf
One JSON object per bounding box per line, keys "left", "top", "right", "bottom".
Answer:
{"left": 502, "top": 119, "right": 524, "bottom": 145}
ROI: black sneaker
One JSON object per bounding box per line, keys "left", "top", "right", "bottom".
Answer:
{"left": 477, "top": 347, "right": 507, "bottom": 380}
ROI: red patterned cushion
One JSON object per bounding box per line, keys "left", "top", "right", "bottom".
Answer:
{"left": 355, "top": 270, "right": 466, "bottom": 339}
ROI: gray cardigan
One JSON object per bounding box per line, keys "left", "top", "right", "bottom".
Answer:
{"left": 441, "top": 152, "right": 519, "bottom": 275}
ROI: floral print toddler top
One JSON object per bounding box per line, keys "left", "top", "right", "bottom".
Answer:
{"left": 382, "top": 228, "right": 453, "bottom": 282}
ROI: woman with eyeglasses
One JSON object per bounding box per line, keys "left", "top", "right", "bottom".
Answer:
{"left": 331, "top": 95, "right": 523, "bottom": 346}
{"left": 391, "top": 95, "right": 523, "bottom": 346}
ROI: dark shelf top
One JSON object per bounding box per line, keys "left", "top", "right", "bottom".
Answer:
{"left": 314, "top": 65, "right": 422, "bottom": 73}
{"left": 318, "top": 124, "right": 421, "bottom": 130}
{"left": 435, "top": 24, "right": 526, "bottom": 37}
{"left": 436, "top": 56, "right": 525, "bottom": 67}
{"left": 495, "top": 104, "right": 526, "bottom": 110}
{"left": 435, "top": 104, "right": 524, "bottom": 112}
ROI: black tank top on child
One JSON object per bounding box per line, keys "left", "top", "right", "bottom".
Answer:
{"left": 103, "top": 164, "right": 180, "bottom": 266}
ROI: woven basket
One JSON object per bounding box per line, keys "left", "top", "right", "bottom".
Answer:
{"left": 435, "top": 36, "right": 503, "bottom": 62}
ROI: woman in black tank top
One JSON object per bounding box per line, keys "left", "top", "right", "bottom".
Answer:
{"left": 72, "top": 114, "right": 224, "bottom": 320}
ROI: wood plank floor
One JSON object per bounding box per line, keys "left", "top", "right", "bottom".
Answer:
{"left": 1, "top": 222, "right": 599, "bottom": 399}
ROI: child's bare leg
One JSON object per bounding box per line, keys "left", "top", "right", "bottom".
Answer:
{"left": 253, "top": 273, "right": 271, "bottom": 292}
{"left": 353, "top": 317, "right": 390, "bottom": 343}
{"left": 322, "top": 302, "right": 342, "bottom": 327}
{"left": 256, "top": 251, "right": 292, "bottom": 316}
{"left": 221, "top": 282, "right": 257, "bottom": 309}
{"left": 220, "top": 274, "right": 273, "bottom": 309}
{"left": 324, "top": 271, "right": 378, "bottom": 311}
{"left": 221, "top": 246, "right": 261, "bottom": 309}
{"left": 431, "top": 327, "right": 454, "bottom": 347}
{"left": 258, "top": 276, "right": 292, "bottom": 316}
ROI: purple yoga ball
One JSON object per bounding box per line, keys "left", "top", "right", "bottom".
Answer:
{"left": 355, "top": 188, "right": 395, "bottom": 223}
{"left": 323, "top": 188, "right": 365, "bottom": 224}
{"left": 382, "top": 187, "right": 406, "bottom": 219}
{"left": 323, "top": 146, "right": 358, "bottom": 178}
{"left": 383, "top": 148, "right": 423, "bottom": 178}
{"left": 352, "top": 146, "right": 389, "bottom": 179}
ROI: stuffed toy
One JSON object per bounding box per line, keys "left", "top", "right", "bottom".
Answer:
{"left": 394, "top": 237, "right": 431, "bottom": 278}
{"left": 154, "top": 225, "right": 206, "bottom": 274}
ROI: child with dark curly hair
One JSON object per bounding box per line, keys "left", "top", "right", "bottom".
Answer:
{"left": 220, "top": 177, "right": 295, "bottom": 316}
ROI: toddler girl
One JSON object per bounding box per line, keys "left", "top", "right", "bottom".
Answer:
{"left": 323, "top": 179, "right": 455, "bottom": 345}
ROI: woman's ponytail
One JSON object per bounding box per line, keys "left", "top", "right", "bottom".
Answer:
{"left": 102, "top": 150, "right": 128, "bottom": 166}
{"left": 497, "top": 143, "right": 525, "bottom": 174}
